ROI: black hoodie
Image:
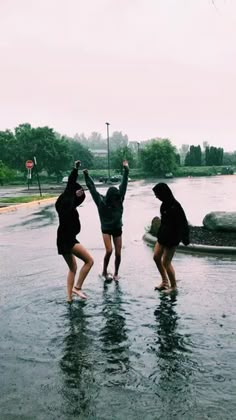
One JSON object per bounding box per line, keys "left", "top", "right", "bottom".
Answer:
{"left": 84, "top": 167, "right": 129, "bottom": 232}
{"left": 153, "top": 183, "right": 190, "bottom": 247}
{"left": 55, "top": 168, "right": 85, "bottom": 239}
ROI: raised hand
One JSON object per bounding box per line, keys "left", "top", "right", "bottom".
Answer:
{"left": 74, "top": 160, "right": 81, "bottom": 169}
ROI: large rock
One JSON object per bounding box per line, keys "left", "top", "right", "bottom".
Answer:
{"left": 149, "top": 216, "right": 161, "bottom": 237}
{"left": 203, "top": 212, "right": 236, "bottom": 232}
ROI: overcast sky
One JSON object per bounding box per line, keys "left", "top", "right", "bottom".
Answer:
{"left": 0, "top": 0, "right": 235, "bottom": 151}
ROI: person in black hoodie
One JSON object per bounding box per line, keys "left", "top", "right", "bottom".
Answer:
{"left": 152, "top": 182, "right": 190, "bottom": 293}
{"left": 55, "top": 160, "right": 94, "bottom": 302}
{"left": 83, "top": 160, "right": 129, "bottom": 281}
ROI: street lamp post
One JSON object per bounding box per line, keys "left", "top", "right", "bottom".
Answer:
{"left": 137, "top": 141, "right": 140, "bottom": 166}
{"left": 106, "top": 122, "right": 111, "bottom": 180}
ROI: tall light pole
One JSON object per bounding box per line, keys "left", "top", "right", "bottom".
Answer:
{"left": 137, "top": 141, "right": 140, "bottom": 166}
{"left": 105, "top": 122, "right": 111, "bottom": 180}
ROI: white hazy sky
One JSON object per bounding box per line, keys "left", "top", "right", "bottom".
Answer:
{"left": 0, "top": 0, "right": 236, "bottom": 151}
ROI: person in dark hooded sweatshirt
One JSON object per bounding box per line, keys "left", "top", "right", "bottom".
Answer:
{"left": 83, "top": 160, "right": 129, "bottom": 281}
{"left": 55, "top": 160, "right": 94, "bottom": 302}
{"left": 152, "top": 182, "right": 190, "bottom": 293}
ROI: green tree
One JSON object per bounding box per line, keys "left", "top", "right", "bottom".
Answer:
{"left": 184, "top": 145, "right": 202, "bottom": 166}
{"left": 0, "top": 130, "right": 16, "bottom": 168}
{"left": 223, "top": 151, "right": 236, "bottom": 165}
{"left": 140, "top": 139, "right": 177, "bottom": 175}
{"left": 205, "top": 146, "right": 224, "bottom": 165}
{"left": 0, "top": 161, "right": 15, "bottom": 185}
{"left": 46, "top": 135, "right": 71, "bottom": 181}
{"left": 14, "top": 124, "right": 72, "bottom": 176}
{"left": 67, "top": 139, "right": 94, "bottom": 169}
{"left": 110, "top": 146, "right": 135, "bottom": 170}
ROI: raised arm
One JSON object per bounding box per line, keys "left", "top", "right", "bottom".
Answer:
{"left": 65, "top": 160, "right": 81, "bottom": 193}
{"left": 83, "top": 169, "right": 101, "bottom": 206}
{"left": 119, "top": 160, "right": 129, "bottom": 201}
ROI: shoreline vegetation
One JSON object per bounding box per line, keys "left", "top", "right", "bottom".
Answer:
{"left": 0, "top": 165, "right": 235, "bottom": 186}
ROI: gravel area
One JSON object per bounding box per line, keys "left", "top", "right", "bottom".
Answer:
{"left": 190, "top": 226, "right": 236, "bottom": 247}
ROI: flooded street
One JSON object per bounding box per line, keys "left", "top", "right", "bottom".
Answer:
{"left": 0, "top": 177, "right": 236, "bottom": 419}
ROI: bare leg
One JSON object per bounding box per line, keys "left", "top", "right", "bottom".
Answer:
{"left": 102, "top": 234, "right": 112, "bottom": 278}
{"left": 72, "top": 243, "right": 94, "bottom": 298}
{"left": 63, "top": 254, "right": 77, "bottom": 302}
{"left": 113, "top": 235, "right": 122, "bottom": 280}
{"left": 162, "top": 246, "right": 177, "bottom": 293}
{"left": 153, "top": 242, "right": 169, "bottom": 290}
{"left": 64, "top": 243, "right": 94, "bottom": 301}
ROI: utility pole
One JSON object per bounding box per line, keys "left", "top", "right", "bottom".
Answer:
{"left": 34, "top": 156, "right": 42, "bottom": 197}
{"left": 137, "top": 141, "right": 140, "bottom": 166}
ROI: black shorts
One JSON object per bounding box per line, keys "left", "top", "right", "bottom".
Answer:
{"left": 102, "top": 228, "right": 122, "bottom": 238}
{"left": 57, "top": 237, "right": 80, "bottom": 255}
{"left": 157, "top": 239, "right": 179, "bottom": 248}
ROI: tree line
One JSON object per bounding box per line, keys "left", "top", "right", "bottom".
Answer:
{"left": 184, "top": 145, "right": 224, "bottom": 166}
{"left": 0, "top": 122, "right": 235, "bottom": 184}
{"left": 0, "top": 123, "right": 179, "bottom": 182}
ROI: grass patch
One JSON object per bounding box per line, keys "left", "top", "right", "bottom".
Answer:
{"left": 0, "top": 194, "right": 57, "bottom": 204}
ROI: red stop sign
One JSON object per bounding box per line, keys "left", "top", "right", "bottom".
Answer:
{"left": 25, "top": 160, "right": 34, "bottom": 169}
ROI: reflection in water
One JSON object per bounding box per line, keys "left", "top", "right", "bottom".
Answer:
{"left": 8, "top": 205, "right": 56, "bottom": 230}
{"left": 153, "top": 295, "right": 195, "bottom": 410}
{"left": 59, "top": 304, "right": 96, "bottom": 418}
{"left": 100, "top": 284, "right": 130, "bottom": 379}
{"left": 154, "top": 294, "right": 181, "bottom": 357}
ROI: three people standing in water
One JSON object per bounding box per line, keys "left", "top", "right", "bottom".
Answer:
{"left": 55, "top": 160, "right": 189, "bottom": 301}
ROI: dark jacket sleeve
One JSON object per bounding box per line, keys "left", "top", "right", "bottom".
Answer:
{"left": 65, "top": 168, "right": 78, "bottom": 193}
{"left": 119, "top": 167, "right": 129, "bottom": 201}
{"left": 60, "top": 168, "right": 78, "bottom": 211}
{"left": 84, "top": 172, "right": 101, "bottom": 207}
{"left": 178, "top": 206, "right": 190, "bottom": 245}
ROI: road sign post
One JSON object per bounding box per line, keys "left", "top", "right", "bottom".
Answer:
{"left": 25, "top": 160, "right": 34, "bottom": 190}
{"left": 25, "top": 160, "right": 34, "bottom": 170}
{"left": 33, "top": 156, "right": 42, "bottom": 197}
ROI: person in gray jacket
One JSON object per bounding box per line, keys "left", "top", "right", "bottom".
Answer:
{"left": 83, "top": 161, "right": 129, "bottom": 281}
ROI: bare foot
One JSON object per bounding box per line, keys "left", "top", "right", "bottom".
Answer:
{"left": 67, "top": 298, "right": 72, "bottom": 304}
{"left": 113, "top": 275, "right": 120, "bottom": 282}
{"left": 162, "top": 286, "right": 177, "bottom": 294}
{"left": 101, "top": 273, "right": 113, "bottom": 281}
{"left": 154, "top": 282, "right": 169, "bottom": 291}
{"left": 72, "top": 288, "right": 88, "bottom": 299}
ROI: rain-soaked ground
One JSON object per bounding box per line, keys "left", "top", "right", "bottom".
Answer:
{"left": 0, "top": 177, "right": 236, "bottom": 420}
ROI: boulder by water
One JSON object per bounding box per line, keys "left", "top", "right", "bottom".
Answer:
{"left": 149, "top": 216, "right": 161, "bottom": 237}
{"left": 203, "top": 211, "right": 236, "bottom": 232}
{"left": 148, "top": 216, "right": 236, "bottom": 247}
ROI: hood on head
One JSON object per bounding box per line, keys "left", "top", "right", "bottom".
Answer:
{"left": 75, "top": 183, "right": 86, "bottom": 206}
{"left": 152, "top": 183, "right": 174, "bottom": 202}
{"left": 64, "top": 181, "right": 85, "bottom": 206}
{"left": 105, "top": 186, "right": 121, "bottom": 204}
